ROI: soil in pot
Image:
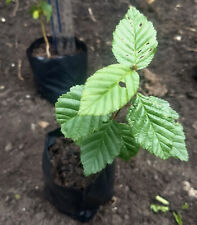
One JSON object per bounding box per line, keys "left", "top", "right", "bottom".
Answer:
{"left": 32, "top": 39, "right": 81, "bottom": 58}
{"left": 43, "top": 129, "right": 115, "bottom": 222}
{"left": 48, "top": 137, "right": 97, "bottom": 190}
{"left": 32, "top": 42, "right": 58, "bottom": 58}
{"left": 27, "top": 37, "right": 87, "bottom": 104}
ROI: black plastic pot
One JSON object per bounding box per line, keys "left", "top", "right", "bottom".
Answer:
{"left": 27, "top": 37, "right": 87, "bottom": 104}
{"left": 42, "top": 129, "right": 115, "bottom": 222}
{"left": 192, "top": 65, "right": 197, "bottom": 81}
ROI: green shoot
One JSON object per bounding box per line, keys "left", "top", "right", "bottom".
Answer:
{"left": 155, "top": 195, "right": 169, "bottom": 205}
{"left": 173, "top": 212, "right": 183, "bottom": 225}
{"left": 181, "top": 202, "right": 189, "bottom": 210}
{"left": 150, "top": 204, "right": 169, "bottom": 213}
{"left": 150, "top": 195, "right": 188, "bottom": 225}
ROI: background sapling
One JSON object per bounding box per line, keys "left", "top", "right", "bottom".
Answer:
{"left": 55, "top": 7, "right": 188, "bottom": 176}
{"left": 31, "top": 0, "right": 76, "bottom": 57}
{"left": 30, "top": 0, "right": 52, "bottom": 58}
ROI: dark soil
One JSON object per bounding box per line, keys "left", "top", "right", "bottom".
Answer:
{"left": 32, "top": 42, "right": 58, "bottom": 58}
{"left": 32, "top": 38, "right": 78, "bottom": 57}
{"left": 0, "top": 0, "right": 197, "bottom": 225}
{"left": 48, "top": 138, "right": 97, "bottom": 189}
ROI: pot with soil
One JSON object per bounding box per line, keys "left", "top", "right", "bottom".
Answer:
{"left": 42, "top": 129, "right": 115, "bottom": 222}
{"left": 27, "top": 1, "right": 87, "bottom": 104}
{"left": 27, "top": 37, "right": 87, "bottom": 104}
{"left": 53, "top": 6, "right": 189, "bottom": 222}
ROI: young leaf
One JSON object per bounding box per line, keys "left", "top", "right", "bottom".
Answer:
{"left": 173, "top": 212, "right": 183, "bottom": 225}
{"left": 32, "top": 10, "right": 40, "bottom": 20}
{"left": 79, "top": 64, "right": 139, "bottom": 115}
{"left": 150, "top": 204, "right": 169, "bottom": 213}
{"left": 127, "top": 94, "right": 188, "bottom": 161}
{"left": 118, "top": 123, "right": 140, "bottom": 161}
{"left": 30, "top": 5, "right": 40, "bottom": 20}
{"left": 81, "top": 120, "right": 121, "bottom": 176}
{"left": 40, "top": 1, "right": 52, "bottom": 22}
{"left": 56, "top": 85, "right": 109, "bottom": 141}
{"left": 112, "top": 6, "right": 158, "bottom": 70}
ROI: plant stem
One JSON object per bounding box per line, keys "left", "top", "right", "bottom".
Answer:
{"left": 112, "top": 109, "right": 121, "bottom": 120}
{"left": 40, "top": 16, "right": 51, "bottom": 58}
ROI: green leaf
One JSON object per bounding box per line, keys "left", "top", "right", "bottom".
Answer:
{"left": 79, "top": 64, "right": 139, "bottom": 116}
{"left": 55, "top": 85, "right": 109, "bottom": 141}
{"left": 81, "top": 120, "right": 121, "bottom": 176}
{"left": 30, "top": 5, "right": 40, "bottom": 19}
{"left": 118, "top": 123, "right": 140, "bottom": 161}
{"left": 61, "top": 115, "right": 109, "bottom": 141}
{"left": 171, "top": 123, "right": 188, "bottom": 161}
{"left": 127, "top": 94, "right": 188, "bottom": 161}
{"left": 112, "top": 6, "right": 158, "bottom": 70}
{"left": 173, "top": 212, "right": 183, "bottom": 225}
{"left": 55, "top": 85, "right": 83, "bottom": 125}
{"left": 32, "top": 10, "right": 40, "bottom": 19}
{"left": 40, "top": 1, "right": 52, "bottom": 22}
{"left": 150, "top": 204, "right": 169, "bottom": 213}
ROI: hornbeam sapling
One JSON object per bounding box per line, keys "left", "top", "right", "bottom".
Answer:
{"left": 55, "top": 7, "right": 188, "bottom": 176}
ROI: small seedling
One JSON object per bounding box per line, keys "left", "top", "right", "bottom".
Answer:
{"left": 155, "top": 195, "right": 169, "bottom": 205}
{"left": 150, "top": 204, "right": 169, "bottom": 213}
{"left": 55, "top": 7, "right": 188, "bottom": 176}
{"left": 150, "top": 195, "right": 170, "bottom": 213}
{"left": 150, "top": 195, "right": 189, "bottom": 225}
{"left": 173, "top": 212, "right": 183, "bottom": 225}
{"left": 181, "top": 202, "right": 189, "bottom": 210}
{"left": 30, "top": 0, "right": 52, "bottom": 58}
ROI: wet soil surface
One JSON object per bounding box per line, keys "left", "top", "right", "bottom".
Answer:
{"left": 49, "top": 138, "right": 97, "bottom": 189}
{"left": 0, "top": 0, "right": 197, "bottom": 224}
